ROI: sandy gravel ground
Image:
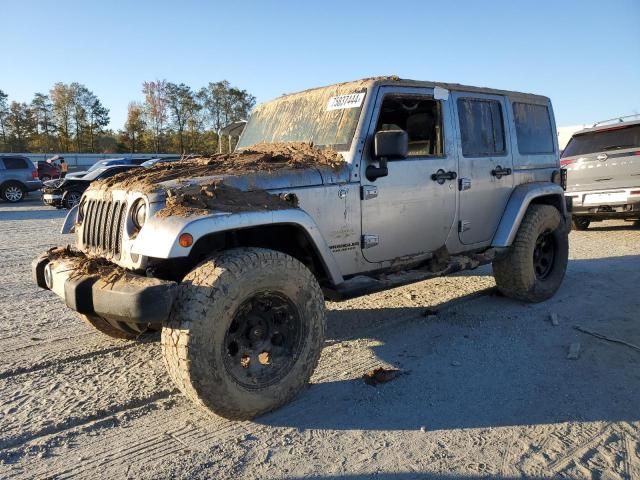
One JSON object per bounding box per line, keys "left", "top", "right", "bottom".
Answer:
{"left": 0, "top": 199, "right": 639, "bottom": 479}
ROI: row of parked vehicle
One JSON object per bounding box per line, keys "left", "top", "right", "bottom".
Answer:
{"left": 0, "top": 155, "right": 179, "bottom": 206}
{"left": 40, "top": 156, "right": 180, "bottom": 208}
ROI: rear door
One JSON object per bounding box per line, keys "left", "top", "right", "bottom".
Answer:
{"left": 452, "top": 93, "right": 514, "bottom": 245}
{"left": 0, "top": 156, "right": 31, "bottom": 182}
{"left": 561, "top": 123, "right": 640, "bottom": 192}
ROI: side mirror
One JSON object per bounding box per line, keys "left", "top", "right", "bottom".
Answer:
{"left": 367, "top": 130, "right": 408, "bottom": 181}
{"left": 374, "top": 130, "right": 408, "bottom": 159}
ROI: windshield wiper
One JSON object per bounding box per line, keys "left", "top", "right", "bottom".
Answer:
{"left": 600, "top": 144, "right": 634, "bottom": 151}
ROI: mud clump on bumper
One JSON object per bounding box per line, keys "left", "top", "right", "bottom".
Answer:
{"left": 47, "top": 246, "right": 127, "bottom": 285}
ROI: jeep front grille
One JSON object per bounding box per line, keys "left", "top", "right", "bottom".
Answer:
{"left": 81, "top": 199, "right": 128, "bottom": 258}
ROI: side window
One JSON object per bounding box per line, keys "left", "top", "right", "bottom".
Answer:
{"left": 457, "top": 98, "right": 505, "bottom": 156}
{"left": 375, "top": 95, "right": 444, "bottom": 157}
{"left": 2, "top": 157, "right": 29, "bottom": 169}
{"left": 512, "top": 102, "right": 554, "bottom": 154}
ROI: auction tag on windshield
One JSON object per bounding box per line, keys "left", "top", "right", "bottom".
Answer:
{"left": 327, "top": 92, "right": 366, "bottom": 111}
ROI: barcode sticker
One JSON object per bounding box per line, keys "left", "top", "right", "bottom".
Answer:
{"left": 327, "top": 93, "right": 366, "bottom": 111}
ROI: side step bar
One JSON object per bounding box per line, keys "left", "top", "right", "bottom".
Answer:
{"left": 324, "top": 250, "right": 496, "bottom": 301}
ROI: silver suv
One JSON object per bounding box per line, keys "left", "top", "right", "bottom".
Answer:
{"left": 0, "top": 155, "right": 42, "bottom": 202}
{"left": 33, "top": 77, "right": 570, "bottom": 419}
{"left": 562, "top": 116, "right": 640, "bottom": 229}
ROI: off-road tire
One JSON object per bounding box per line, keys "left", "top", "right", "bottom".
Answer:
{"left": 162, "top": 247, "right": 326, "bottom": 420}
{"left": 493, "top": 204, "right": 568, "bottom": 303}
{"left": 1, "top": 182, "right": 26, "bottom": 203}
{"left": 572, "top": 216, "right": 590, "bottom": 230}
{"left": 80, "top": 313, "right": 157, "bottom": 340}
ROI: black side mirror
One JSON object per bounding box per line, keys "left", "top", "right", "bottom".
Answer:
{"left": 367, "top": 130, "right": 408, "bottom": 181}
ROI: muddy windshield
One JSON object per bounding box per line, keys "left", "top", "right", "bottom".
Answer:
{"left": 237, "top": 86, "right": 366, "bottom": 151}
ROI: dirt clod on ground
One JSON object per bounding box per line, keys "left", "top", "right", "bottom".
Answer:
{"left": 47, "top": 246, "right": 126, "bottom": 285}
{"left": 92, "top": 142, "right": 345, "bottom": 194}
{"left": 363, "top": 367, "right": 402, "bottom": 386}
{"left": 156, "top": 181, "right": 297, "bottom": 218}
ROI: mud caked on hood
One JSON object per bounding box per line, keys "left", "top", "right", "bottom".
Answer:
{"left": 86, "top": 142, "right": 350, "bottom": 216}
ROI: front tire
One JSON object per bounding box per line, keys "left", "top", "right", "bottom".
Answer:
{"left": 62, "top": 190, "right": 82, "bottom": 209}
{"left": 162, "top": 247, "right": 326, "bottom": 420}
{"left": 493, "top": 204, "right": 568, "bottom": 303}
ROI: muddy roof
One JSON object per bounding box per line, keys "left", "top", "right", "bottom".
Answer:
{"left": 278, "top": 76, "right": 550, "bottom": 103}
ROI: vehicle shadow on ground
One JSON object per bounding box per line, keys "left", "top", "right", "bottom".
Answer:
{"left": 258, "top": 255, "right": 640, "bottom": 433}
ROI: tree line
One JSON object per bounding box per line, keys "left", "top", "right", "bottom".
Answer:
{"left": 0, "top": 80, "right": 255, "bottom": 155}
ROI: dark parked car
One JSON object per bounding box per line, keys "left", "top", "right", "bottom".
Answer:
{"left": 42, "top": 165, "right": 140, "bottom": 209}
{"left": 37, "top": 161, "right": 61, "bottom": 181}
{"left": 65, "top": 157, "right": 154, "bottom": 178}
{"left": 0, "top": 155, "right": 42, "bottom": 202}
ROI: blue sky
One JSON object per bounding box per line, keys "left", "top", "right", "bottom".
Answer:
{"left": 2, "top": 0, "right": 639, "bottom": 130}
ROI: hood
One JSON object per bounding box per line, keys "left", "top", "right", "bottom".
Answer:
{"left": 85, "top": 143, "right": 352, "bottom": 202}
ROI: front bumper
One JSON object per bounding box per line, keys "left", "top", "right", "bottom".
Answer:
{"left": 32, "top": 252, "right": 177, "bottom": 326}
{"left": 42, "top": 192, "right": 63, "bottom": 207}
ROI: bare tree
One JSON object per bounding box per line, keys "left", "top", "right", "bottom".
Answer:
{"left": 124, "top": 102, "right": 146, "bottom": 153}
{"left": 142, "top": 80, "right": 168, "bottom": 153}
{"left": 0, "top": 89, "right": 9, "bottom": 151}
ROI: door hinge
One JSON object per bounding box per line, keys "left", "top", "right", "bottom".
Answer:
{"left": 459, "top": 220, "right": 471, "bottom": 233}
{"left": 361, "top": 234, "right": 379, "bottom": 249}
{"left": 360, "top": 185, "right": 378, "bottom": 200}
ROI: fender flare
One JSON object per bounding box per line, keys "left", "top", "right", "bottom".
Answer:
{"left": 492, "top": 182, "right": 568, "bottom": 247}
{"left": 131, "top": 208, "right": 344, "bottom": 285}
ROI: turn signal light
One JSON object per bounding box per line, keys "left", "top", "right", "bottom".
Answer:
{"left": 179, "top": 233, "right": 193, "bottom": 248}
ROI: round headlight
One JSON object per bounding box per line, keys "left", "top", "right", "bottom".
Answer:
{"left": 131, "top": 199, "right": 147, "bottom": 229}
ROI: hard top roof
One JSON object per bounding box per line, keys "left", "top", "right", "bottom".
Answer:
{"left": 278, "top": 76, "right": 550, "bottom": 103}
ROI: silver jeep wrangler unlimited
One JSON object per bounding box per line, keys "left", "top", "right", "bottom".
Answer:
{"left": 33, "top": 77, "right": 570, "bottom": 419}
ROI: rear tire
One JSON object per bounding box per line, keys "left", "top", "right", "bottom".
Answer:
{"left": 2, "top": 182, "right": 26, "bottom": 203}
{"left": 79, "top": 314, "right": 158, "bottom": 340}
{"left": 572, "top": 216, "right": 590, "bottom": 230}
{"left": 493, "top": 204, "right": 568, "bottom": 303}
{"left": 162, "top": 247, "right": 326, "bottom": 420}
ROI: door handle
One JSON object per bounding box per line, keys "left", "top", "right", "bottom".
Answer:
{"left": 431, "top": 169, "right": 457, "bottom": 185}
{"left": 491, "top": 166, "right": 512, "bottom": 179}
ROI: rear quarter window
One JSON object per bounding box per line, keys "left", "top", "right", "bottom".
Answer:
{"left": 512, "top": 103, "right": 554, "bottom": 154}
{"left": 1, "top": 157, "right": 29, "bottom": 169}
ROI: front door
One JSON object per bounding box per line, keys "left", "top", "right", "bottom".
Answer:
{"left": 452, "top": 93, "right": 514, "bottom": 245}
{"left": 360, "top": 87, "right": 457, "bottom": 263}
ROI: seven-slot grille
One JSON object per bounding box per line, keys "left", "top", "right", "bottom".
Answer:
{"left": 81, "top": 199, "right": 128, "bottom": 258}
